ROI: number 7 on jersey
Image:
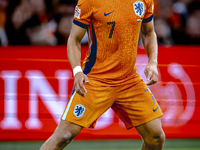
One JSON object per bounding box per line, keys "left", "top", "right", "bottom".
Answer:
{"left": 107, "top": 21, "right": 115, "bottom": 38}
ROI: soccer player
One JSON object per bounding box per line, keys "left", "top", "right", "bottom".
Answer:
{"left": 40, "top": 0, "right": 165, "bottom": 150}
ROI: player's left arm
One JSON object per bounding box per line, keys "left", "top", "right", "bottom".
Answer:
{"left": 141, "top": 19, "right": 158, "bottom": 86}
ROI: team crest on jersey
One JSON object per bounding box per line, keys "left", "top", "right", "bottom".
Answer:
{"left": 74, "top": 6, "right": 81, "bottom": 19}
{"left": 73, "top": 104, "right": 85, "bottom": 118}
{"left": 133, "top": 1, "right": 145, "bottom": 17}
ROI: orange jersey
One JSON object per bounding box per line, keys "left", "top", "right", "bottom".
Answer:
{"left": 73, "top": 0, "right": 154, "bottom": 85}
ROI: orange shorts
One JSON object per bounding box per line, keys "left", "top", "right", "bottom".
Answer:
{"left": 61, "top": 80, "right": 163, "bottom": 129}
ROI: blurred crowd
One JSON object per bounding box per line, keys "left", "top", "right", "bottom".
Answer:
{"left": 0, "top": 0, "right": 200, "bottom": 46}
{"left": 0, "top": 0, "right": 77, "bottom": 46}
{"left": 154, "top": 0, "right": 200, "bottom": 45}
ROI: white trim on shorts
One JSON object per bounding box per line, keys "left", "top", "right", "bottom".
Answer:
{"left": 61, "top": 91, "right": 76, "bottom": 120}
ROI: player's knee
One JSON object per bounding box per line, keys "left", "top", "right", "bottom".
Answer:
{"left": 144, "top": 130, "right": 165, "bottom": 149}
{"left": 39, "top": 131, "right": 75, "bottom": 150}
{"left": 62, "top": 131, "right": 72, "bottom": 140}
{"left": 53, "top": 131, "right": 74, "bottom": 148}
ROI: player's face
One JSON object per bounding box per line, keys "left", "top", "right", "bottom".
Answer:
{"left": 0, "top": 0, "right": 9, "bottom": 10}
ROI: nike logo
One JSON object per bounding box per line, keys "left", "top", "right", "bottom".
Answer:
{"left": 104, "top": 11, "right": 114, "bottom": 16}
{"left": 153, "top": 106, "right": 159, "bottom": 112}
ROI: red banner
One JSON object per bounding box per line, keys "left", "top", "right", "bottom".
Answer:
{"left": 0, "top": 46, "right": 200, "bottom": 140}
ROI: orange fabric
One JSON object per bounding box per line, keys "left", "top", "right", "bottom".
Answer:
{"left": 153, "top": 0, "right": 158, "bottom": 14}
{"left": 38, "top": 11, "right": 48, "bottom": 23}
{"left": 74, "top": 0, "right": 154, "bottom": 86}
{"left": 0, "top": 12, "right": 6, "bottom": 28}
{"left": 61, "top": 79, "right": 163, "bottom": 128}
{"left": 63, "top": 0, "right": 160, "bottom": 129}
{"left": 168, "top": 12, "right": 181, "bottom": 29}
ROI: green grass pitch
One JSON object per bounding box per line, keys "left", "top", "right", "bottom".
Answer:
{"left": 0, "top": 139, "right": 199, "bottom": 150}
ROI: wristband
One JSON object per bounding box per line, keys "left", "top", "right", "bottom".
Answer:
{"left": 73, "top": 66, "right": 82, "bottom": 77}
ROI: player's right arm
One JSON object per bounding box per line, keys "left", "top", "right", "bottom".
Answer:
{"left": 67, "top": 24, "right": 89, "bottom": 97}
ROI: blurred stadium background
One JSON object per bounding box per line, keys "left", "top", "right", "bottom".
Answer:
{"left": 0, "top": 0, "right": 200, "bottom": 149}
{"left": 0, "top": 139, "right": 200, "bottom": 150}
{"left": 1, "top": 0, "right": 200, "bottom": 46}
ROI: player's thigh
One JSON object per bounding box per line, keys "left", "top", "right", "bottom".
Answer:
{"left": 136, "top": 117, "right": 165, "bottom": 141}
{"left": 51, "top": 120, "right": 82, "bottom": 142}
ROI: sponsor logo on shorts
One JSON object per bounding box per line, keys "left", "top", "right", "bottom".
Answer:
{"left": 153, "top": 106, "right": 159, "bottom": 112}
{"left": 73, "top": 104, "right": 85, "bottom": 118}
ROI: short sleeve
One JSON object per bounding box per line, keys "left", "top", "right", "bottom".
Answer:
{"left": 73, "top": 0, "right": 93, "bottom": 29}
{"left": 143, "top": 0, "right": 154, "bottom": 23}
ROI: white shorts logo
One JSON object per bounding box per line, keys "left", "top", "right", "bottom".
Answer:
{"left": 133, "top": 1, "right": 145, "bottom": 17}
{"left": 73, "top": 104, "right": 85, "bottom": 118}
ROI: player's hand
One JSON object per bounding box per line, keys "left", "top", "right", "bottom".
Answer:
{"left": 144, "top": 63, "right": 158, "bottom": 86}
{"left": 74, "top": 72, "right": 89, "bottom": 97}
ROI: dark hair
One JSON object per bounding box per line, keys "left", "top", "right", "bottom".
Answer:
{"left": 59, "top": 0, "right": 77, "bottom": 5}
{"left": 188, "top": 1, "right": 200, "bottom": 14}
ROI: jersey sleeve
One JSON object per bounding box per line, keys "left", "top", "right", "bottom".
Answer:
{"left": 143, "top": 0, "right": 154, "bottom": 23}
{"left": 73, "top": 0, "right": 93, "bottom": 29}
